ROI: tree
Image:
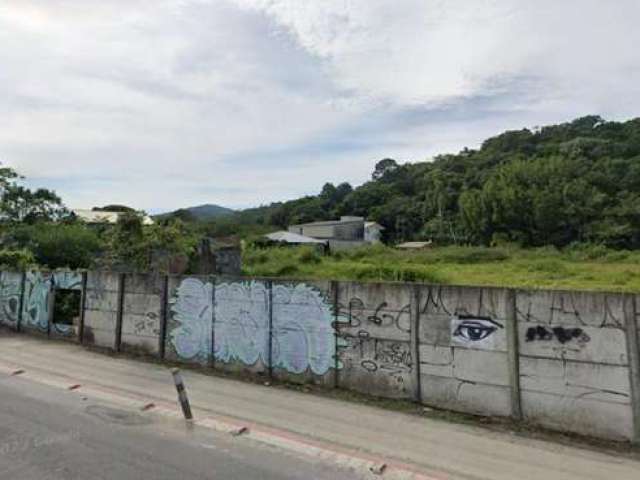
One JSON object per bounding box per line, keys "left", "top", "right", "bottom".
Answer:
{"left": 7, "top": 223, "right": 103, "bottom": 269}
{"left": 0, "top": 165, "right": 67, "bottom": 223}
{"left": 372, "top": 158, "right": 399, "bottom": 181}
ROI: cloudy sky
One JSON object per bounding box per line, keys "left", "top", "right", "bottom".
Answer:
{"left": 1, "top": 1, "right": 639, "bottom": 212}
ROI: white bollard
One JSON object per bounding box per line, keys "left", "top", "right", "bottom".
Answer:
{"left": 171, "top": 368, "right": 193, "bottom": 420}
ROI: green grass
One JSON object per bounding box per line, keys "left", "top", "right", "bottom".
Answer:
{"left": 242, "top": 244, "right": 640, "bottom": 292}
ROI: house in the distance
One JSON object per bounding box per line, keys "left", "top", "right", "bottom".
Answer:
{"left": 72, "top": 209, "right": 155, "bottom": 225}
{"left": 287, "top": 216, "right": 384, "bottom": 251}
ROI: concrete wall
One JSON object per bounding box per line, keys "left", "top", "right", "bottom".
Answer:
{"left": 2, "top": 268, "right": 640, "bottom": 444}
{"left": 336, "top": 282, "right": 415, "bottom": 398}
{"left": 214, "top": 278, "right": 270, "bottom": 376}
{"left": 0, "top": 271, "right": 23, "bottom": 331}
{"left": 20, "top": 271, "right": 53, "bottom": 336}
{"left": 165, "top": 275, "right": 213, "bottom": 365}
{"left": 271, "top": 280, "right": 336, "bottom": 386}
{"left": 418, "top": 285, "right": 513, "bottom": 417}
{"left": 120, "top": 273, "right": 163, "bottom": 355}
{"left": 516, "top": 290, "right": 633, "bottom": 440}
{"left": 83, "top": 271, "right": 120, "bottom": 349}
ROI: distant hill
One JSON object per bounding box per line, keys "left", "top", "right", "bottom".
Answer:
{"left": 156, "top": 204, "right": 235, "bottom": 221}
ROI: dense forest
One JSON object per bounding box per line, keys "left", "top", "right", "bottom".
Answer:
{"left": 203, "top": 115, "right": 640, "bottom": 249}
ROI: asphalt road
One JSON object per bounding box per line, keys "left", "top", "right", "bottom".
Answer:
{"left": 0, "top": 375, "right": 358, "bottom": 480}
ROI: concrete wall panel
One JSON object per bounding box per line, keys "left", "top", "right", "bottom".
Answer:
{"left": 517, "top": 289, "right": 633, "bottom": 440}
{"left": 453, "top": 349, "right": 510, "bottom": 387}
{"left": 83, "top": 310, "right": 117, "bottom": 348}
{"left": 214, "top": 279, "right": 270, "bottom": 375}
{"left": 0, "top": 271, "right": 23, "bottom": 330}
{"left": 83, "top": 271, "right": 120, "bottom": 349}
{"left": 86, "top": 271, "right": 120, "bottom": 291}
{"left": 517, "top": 290, "right": 625, "bottom": 328}
{"left": 271, "top": 280, "right": 336, "bottom": 386}
{"left": 420, "top": 374, "right": 511, "bottom": 417}
{"left": 520, "top": 357, "right": 631, "bottom": 404}
{"left": 337, "top": 282, "right": 414, "bottom": 399}
{"left": 120, "top": 273, "right": 164, "bottom": 355}
{"left": 165, "top": 275, "right": 213, "bottom": 365}
{"left": 20, "top": 271, "right": 53, "bottom": 335}
{"left": 521, "top": 391, "right": 633, "bottom": 440}
{"left": 519, "top": 323, "right": 628, "bottom": 365}
{"left": 418, "top": 285, "right": 512, "bottom": 416}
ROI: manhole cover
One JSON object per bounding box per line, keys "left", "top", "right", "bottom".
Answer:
{"left": 85, "top": 405, "right": 152, "bottom": 426}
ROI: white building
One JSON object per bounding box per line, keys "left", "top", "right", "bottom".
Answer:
{"left": 72, "top": 209, "right": 154, "bottom": 226}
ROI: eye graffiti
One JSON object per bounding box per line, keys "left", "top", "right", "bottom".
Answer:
{"left": 451, "top": 314, "right": 504, "bottom": 346}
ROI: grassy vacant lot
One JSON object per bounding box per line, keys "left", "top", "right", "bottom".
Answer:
{"left": 242, "top": 244, "right": 640, "bottom": 292}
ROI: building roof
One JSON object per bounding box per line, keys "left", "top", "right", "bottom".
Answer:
{"left": 396, "top": 241, "right": 433, "bottom": 249}
{"left": 265, "top": 231, "right": 327, "bottom": 244}
{"left": 73, "top": 209, "right": 154, "bottom": 225}
{"left": 364, "top": 221, "right": 385, "bottom": 230}
{"left": 290, "top": 219, "right": 363, "bottom": 228}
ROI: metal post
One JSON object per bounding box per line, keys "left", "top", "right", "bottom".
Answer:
{"left": 171, "top": 368, "right": 193, "bottom": 420}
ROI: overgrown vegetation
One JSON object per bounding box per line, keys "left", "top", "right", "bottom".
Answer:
{"left": 0, "top": 166, "right": 199, "bottom": 272}
{"left": 243, "top": 244, "right": 640, "bottom": 292}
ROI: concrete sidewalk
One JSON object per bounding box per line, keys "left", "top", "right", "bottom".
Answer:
{"left": 0, "top": 332, "right": 639, "bottom": 480}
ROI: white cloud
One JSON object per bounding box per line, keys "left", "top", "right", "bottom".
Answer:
{"left": 0, "top": 0, "right": 639, "bottom": 211}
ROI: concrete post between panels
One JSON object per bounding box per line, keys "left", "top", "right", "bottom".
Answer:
{"left": 624, "top": 293, "right": 640, "bottom": 445}
{"left": 505, "top": 288, "right": 523, "bottom": 420}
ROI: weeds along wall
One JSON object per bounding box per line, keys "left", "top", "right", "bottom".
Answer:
{"left": 1, "top": 270, "right": 639, "bottom": 443}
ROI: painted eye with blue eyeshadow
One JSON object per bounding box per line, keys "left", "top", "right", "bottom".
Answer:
{"left": 451, "top": 315, "right": 503, "bottom": 344}
{"left": 453, "top": 320, "right": 497, "bottom": 341}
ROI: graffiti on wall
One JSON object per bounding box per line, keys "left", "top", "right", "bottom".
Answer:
{"left": 169, "top": 278, "right": 342, "bottom": 375}
{"left": 214, "top": 281, "right": 270, "bottom": 366}
{"left": 169, "top": 278, "right": 213, "bottom": 361}
{"left": 517, "top": 291, "right": 623, "bottom": 328}
{"left": 525, "top": 325, "right": 591, "bottom": 345}
{"left": 0, "top": 273, "right": 22, "bottom": 326}
{"left": 19, "top": 271, "right": 83, "bottom": 334}
{"left": 342, "top": 297, "right": 411, "bottom": 332}
{"left": 272, "top": 283, "right": 339, "bottom": 375}
{"left": 338, "top": 296, "right": 413, "bottom": 389}
{"left": 22, "top": 272, "right": 52, "bottom": 332}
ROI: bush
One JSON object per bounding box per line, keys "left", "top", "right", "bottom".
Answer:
{"left": 298, "top": 247, "right": 321, "bottom": 264}
{"left": 439, "top": 247, "right": 510, "bottom": 264}
{"left": 0, "top": 249, "right": 35, "bottom": 270}
{"left": 7, "top": 223, "right": 102, "bottom": 269}
{"left": 563, "top": 243, "right": 611, "bottom": 261}
{"left": 352, "top": 264, "right": 443, "bottom": 283}
{"left": 276, "top": 264, "right": 299, "bottom": 276}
